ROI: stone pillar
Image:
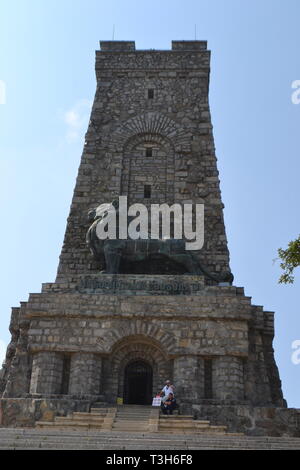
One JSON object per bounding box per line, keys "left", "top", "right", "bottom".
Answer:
{"left": 68, "top": 353, "right": 102, "bottom": 396}
{"left": 30, "top": 351, "right": 63, "bottom": 395}
{"left": 2, "top": 310, "right": 31, "bottom": 398}
{"left": 173, "top": 355, "right": 200, "bottom": 402}
{"left": 213, "top": 356, "right": 244, "bottom": 401}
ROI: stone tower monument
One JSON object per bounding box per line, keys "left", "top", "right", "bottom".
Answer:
{"left": 1, "top": 40, "right": 297, "bottom": 435}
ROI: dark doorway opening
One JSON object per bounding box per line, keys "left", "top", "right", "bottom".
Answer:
{"left": 124, "top": 360, "right": 153, "bottom": 405}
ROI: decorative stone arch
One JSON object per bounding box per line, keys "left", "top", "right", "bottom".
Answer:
{"left": 103, "top": 335, "right": 172, "bottom": 403}
{"left": 101, "top": 112, "right": 192, "bottom": 198}
{"left": 124, "top": 131, "right": 174, "bottom": 153}
{"left": 95, "top": 321, "right": 176, "bottom": 355}
{"left": 105, "top": 112, "right": 192, "bottom": 153}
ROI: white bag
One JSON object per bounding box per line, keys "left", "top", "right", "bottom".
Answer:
{"left": 152, "top": 397, "right": 162, "bottom": 406}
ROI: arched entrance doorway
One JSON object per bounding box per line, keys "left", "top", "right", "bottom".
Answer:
{"left": 124, "top": 360, "right": 153, "bottom": 405}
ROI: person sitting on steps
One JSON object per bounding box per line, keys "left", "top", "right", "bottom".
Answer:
{"left": 161, "top": 392, "right": 177, "bottom": 415}
{"left": 161, "top": 380, "right": 175, "bottom": 397}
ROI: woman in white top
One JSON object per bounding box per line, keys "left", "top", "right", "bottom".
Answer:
{"left": 161, "top": 380, "right": 175, "bottom": 397}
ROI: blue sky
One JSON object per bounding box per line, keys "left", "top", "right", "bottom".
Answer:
{"left": 0, "top": 0, "right": 300, "bottom": 407}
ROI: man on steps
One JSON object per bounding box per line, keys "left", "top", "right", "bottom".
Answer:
{"left": 161, "top": 392, "right": 177, "bottom": 415}
{"left": 161, "top": 380, "right": 175, "bottom": 397}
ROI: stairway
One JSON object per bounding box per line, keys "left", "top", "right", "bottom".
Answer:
{"left": 158, "top": 414, "right": 229, "bottom": 435}
{"left": 35, "top": 405, "right": 153, "bottom": 433}
{"left": 35, "top": 405, "right": 233, "bottom": 435}
{"left": 112, "top": 405, "right": 152, "bottom": 432}
{"left": 35, "top": 407, "right": 116, "bottom": 431}
{"left": 1, "top": 428, "right": 300, "bottom": 449}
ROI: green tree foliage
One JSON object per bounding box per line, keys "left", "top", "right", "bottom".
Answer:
{"left": 278, "top": 235, "right": 300, "bottom": 283}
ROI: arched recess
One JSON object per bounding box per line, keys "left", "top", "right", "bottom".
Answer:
{"left": 101, "top": 335, "right": 173, "bottom": 404}
{"left": 123, "top": 360, "right": 153, "bottom": 404}
{"left": 101, "top": 112, "right": 192, "bottom": 199}
{"left": 121, "top": 133, "right": 175, "bottom": 206}
{"left": 95, "top": 323, "right": 176, "bottom": 355}
{"left": 108, "top": 112, "right": 192, "bottom": 153}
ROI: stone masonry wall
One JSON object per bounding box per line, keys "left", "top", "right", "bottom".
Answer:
{"left": 56, "top": 40, "right": 230, "bottom": 281}
{"left": 0, "top": 41, "right": 289, "bottom": 435}
{"left": 1, "top": 304, "right": 31, "bottom": 398}
{"left": 30, "top": 352, "right": 63, "bottom": 395}
{"left": 0, "top": 274, "right": 285, "bottom": 408}
{"left": 68, "top": 353, "right": 102, "bottom": 396}
{"left": 213, "top": 356, "right": 244, "bottom": 401}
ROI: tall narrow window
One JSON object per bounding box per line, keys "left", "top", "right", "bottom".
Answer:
{"left": 148, "top": 89, "right": 154, "bottom": 99}
{"left": 145, "top": 148, "right": 153, "bottom": 158}
{"left": 61, "top": 355, "right": 71, "bottom": 395}
{"left": 204, "top": 358, "right": 213, "bottom": 399}
{"left": 144, "top": 185, "right": 151, "bottom": 199}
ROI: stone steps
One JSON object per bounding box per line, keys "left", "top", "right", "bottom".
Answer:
{"left": 114, "top": 416, "right": 150, "bottom": 421}
{"left": 35, "top": 405, "right": 230, "bottom": 435}
{"left": 36, "top": 421, "right": 105, "bottom": 430}
{"left": 158, "top": 413, "right": 228, "bottom": 435}
{"left": 1, "top": 428, "right": 300, "bottom": 449}
{"left": 36, "top": 407, "right": 116, "bottom": 430}
{"left": 56, "top": 414, "right": 104, "bottom": 422}
{"left": 112, "top": 425, "right": 149, "bottom": 432}
{"left": 90, "top": 408, "right": 109, "bottom": 414}
{"left": 115, "top": 413, "right": 152, "bottom": 417}
{"left": 4, "top": 430, "right": 300, "bottom": 444}
{"left": 36, "top": 404, "right": 155, "bottom": 432}
{"left": 112, "top": 405, "right": 152, "bottom": 432}
{"left": 7, "top": 429, "right": 300, "bottom": 443}
{"left": 160, "top": 415, "right": 206, "bottom": 421}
